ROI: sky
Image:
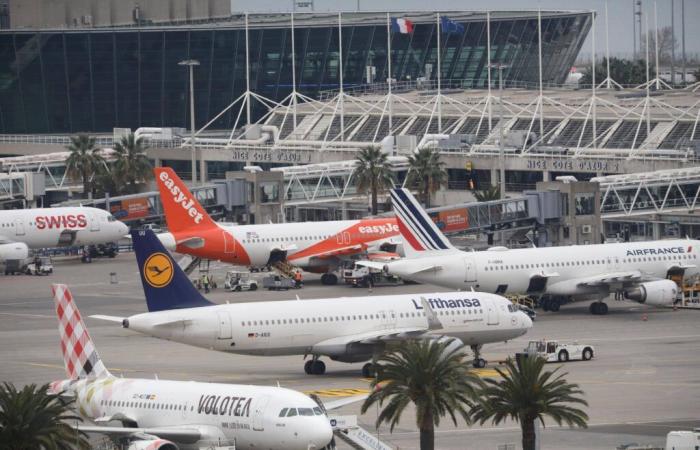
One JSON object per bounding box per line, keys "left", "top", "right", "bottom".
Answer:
{"left": 231, "top": 0, "right": 700, "bottom": 59}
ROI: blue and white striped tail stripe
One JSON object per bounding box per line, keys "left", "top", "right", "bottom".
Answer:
{"left": 391, "top": 189, "right": 452, "bottom": 251}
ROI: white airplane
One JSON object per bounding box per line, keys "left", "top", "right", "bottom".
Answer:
{"left": 362, "top": 188, "right": 695, "bottom": 315}
{"left": 154, "top": 167, "right": 400, "bottom": 284}
{"left": 49, "top": 283, "right": 355, "bottom": 450}
{"left": 92, "top": 229, "right": 532, "bottom": 371}
{"left": 0, "top": 206, "right": 128, "bottom": 262}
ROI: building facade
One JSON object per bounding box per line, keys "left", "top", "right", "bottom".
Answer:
{"left": 0, "top": 11, "right": 591, "bottom": 134}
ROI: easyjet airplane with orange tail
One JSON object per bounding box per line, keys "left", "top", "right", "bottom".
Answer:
{"left": 154, "top": 168, "right": 400, "bottom": 284}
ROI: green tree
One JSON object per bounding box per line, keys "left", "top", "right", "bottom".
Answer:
{"left": 579, "top": 57, "right": 654, "bottom": 87}
{"left": 470, "top": 356, "right": 589, "bottom": 450}
{"left": 65, "top": 134, "right": 104, "bottom": 199}
{"left": 0, "top": 382, "right": 89, "bottom": 449}
{"left": 473, "top": 185, "right": 501, "bottom": 202}
{"left": 406, "top": 148, "right": 447, "bottom": 208}
{"left": 92, "top": 164, "right": 122, "bottom": 197}
{"left": 354, "top": 146, "right": 396, "bottom": 215}
{"left": 361, "top": 339, "right": 478, "bottom": 450}
{"left": 113, "top": 133, "right": 152, "bottom": 194}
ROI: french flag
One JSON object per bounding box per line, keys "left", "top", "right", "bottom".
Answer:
{"left": 391, "top": 17, "right": 414, "bottom": 34}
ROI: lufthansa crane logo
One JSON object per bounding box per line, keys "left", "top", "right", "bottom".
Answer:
{"left": 144, "top": 253, "right": 174, "bottom": 288}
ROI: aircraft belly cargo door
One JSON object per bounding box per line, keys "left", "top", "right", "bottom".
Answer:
{"left": 217, "top": 312, "right": 232, "bottom": 339}
{"left": 464, "top": 256, "right": 477, "bottom": 283}
{"left": 486, "top": 303, "right": 499, "bottom": 325}
{"left": 252, "top": 396, "right": 270, "bottom": 431}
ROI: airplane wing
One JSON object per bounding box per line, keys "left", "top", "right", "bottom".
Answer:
{"left": 355, "top": 260, "right": 443, "bottom": 274}
{"left": 77, "top": 425, "right": 201, "bottom": 444}
{"left": 312, "top": 326, "right": 430, "bottom": 354}
{"left": 177, "top": 236, "right": 205, "bottom": 249}
{"left": 323, "top": 394, "right": 369, "bottom": 411}
{"left": 313, "top": 243, "right": 366, "bottom": 259}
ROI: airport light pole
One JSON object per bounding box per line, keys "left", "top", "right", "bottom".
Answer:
{"left": 489, "top": 63, "right": 510, "bottom": 200}
{"left": 179, "top": 59, "right": 200, "bottom": 185}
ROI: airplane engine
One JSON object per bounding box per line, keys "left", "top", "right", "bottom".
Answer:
{"left": 0, "top": 242, "right": 29, "bottom": 261}
{"left": 127, "top": 439, "right": 178, "bottom": 450}
{"left": 624, "top": 280, "right": 678, "bottom": 306}
{"left": 432, "top": 336, "right": 468, "bottom": 358}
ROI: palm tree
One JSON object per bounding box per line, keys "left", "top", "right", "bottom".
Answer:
{"left": 405, "top": 148, "right": 447, "bottom": 207}
{"left": 473, "top": 185, "right": 501, "bottom": 202}
{"left": 65, "top": 134, "right": 104, "bottom": 198}
{"left": 354, "top": 146, "right": 395, "bottom": 215}
{"left": 0, "top": 382, "right": 89, "bottom": 449}
{"left": 470, "top": 356, "right": 589, "bottom": 450}
{"left": 113, "top": 133, "right": 152, "bottom": 194}
{"left": 361, "top": 339, "right": 478, "bottom": 450}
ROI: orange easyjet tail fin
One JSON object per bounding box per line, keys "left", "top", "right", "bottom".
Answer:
{"left": 154, "top": 167, "right": 216, "bottom": 232}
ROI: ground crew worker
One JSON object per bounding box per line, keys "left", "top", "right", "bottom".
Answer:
{"left": 202, "top": 273, "right": 210, "bottom": 293}
{"left": 294, "top": 270, "right": 303, "bottom": 288}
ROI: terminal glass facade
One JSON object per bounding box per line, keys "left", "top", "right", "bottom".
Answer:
{"left": 0, "top": 11, "right": 591, "bottom": 134}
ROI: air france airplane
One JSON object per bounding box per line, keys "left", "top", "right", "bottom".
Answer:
{"left": 0, "top": 207, "right": 128, "bottom": 262}
{"left": 93, "top": 230, "right": 532, "bottom": 371}
{"left": 154, "top": 167, "right": 400, "bottom": 284}
{"left": 49, "top": 284, "right": 351, "bottom": 450}
{"left": 363, "top": 189, "right": 695, "bottom": 315}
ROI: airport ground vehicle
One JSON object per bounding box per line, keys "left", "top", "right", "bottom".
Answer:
{"left": 224, "top": 270, "right": 258, "bottom": 291}
{"left": 343, "top": 261, "right": 402, "bottom": 287}
{"left": 263, "top": 274, "right": 299, "bottom": 290}
{"left": 666, "top": 429, "right": 700, "bottom": 450}
{"left": 26, "top": 256, "right": 53, "bottom": 275}
{"left": 517, "top": 340, "right": 594, "bottom": 363}
{"left": 3, "top": 258, "right": 29, "bottom": 275}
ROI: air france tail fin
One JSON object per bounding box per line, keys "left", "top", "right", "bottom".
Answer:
{"left": 52, "top": 284, "right": 111, "bottom": 380}
{"left": 390, "top": 188, "right": 455, "bottom": 254}
{"left": 132, "top": 229, "right": 214, "bottom": 312}
{"left": 154, "top": 167, "right": 216, "bottom": 233}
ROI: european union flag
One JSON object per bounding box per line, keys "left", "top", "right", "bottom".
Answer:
{"left": 440, "top": 16, "right": 464, "bottom": 34}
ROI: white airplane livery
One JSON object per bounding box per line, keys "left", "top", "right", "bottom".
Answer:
{"left": 49, "top": 284, "right": 346, "bottom": 450}
{"left": 367, "top": 188, "right": 695, "bottom": 315}
{"left": 154, "top": 167, "right": 401, "bottom": 284}
{"left": 0, "top": 207, "right": 128, "bottom": 261}
{"left": 93, "top": 229, "right": 532, "bottom": 371}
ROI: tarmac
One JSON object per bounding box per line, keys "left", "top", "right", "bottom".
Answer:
{"left": 1, "top": 252, "right": 699, "bottom": 449}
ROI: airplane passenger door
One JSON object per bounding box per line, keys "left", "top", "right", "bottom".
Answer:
{"left": 464, "top": 256, "right": 477, "bottom": 282}
{"left": 223, "top": 231, "right": 236, "bottom": 254}
{"left": 217, "top": 312, "right": 232, "bottom": 339}
{"left": 252, "top": 396, "right": 270, "bottom": 431}
{"left": 90, "top": 214, "right": 100, "bottom": 232}
{"left": 14, "top": 218, "right": 25, "bottom": 236}
{"left": 486, "top": 303, "right": 499, "bottom": 326}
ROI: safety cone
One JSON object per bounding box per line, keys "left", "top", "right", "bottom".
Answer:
{"left": 641, "top": 313, "right": 648, "bottom": 321}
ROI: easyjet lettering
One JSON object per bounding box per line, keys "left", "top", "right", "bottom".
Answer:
{"left": 358, "top": 224, "right": 399, "bottom": 235}
{"left": 35, "top": 214, "right": 87, "bottom": 230}
{"left": 159, "top": 171, "right": 204, "bottom": 224}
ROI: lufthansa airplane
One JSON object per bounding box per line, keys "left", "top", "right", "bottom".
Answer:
{"left": 154, "top": 167, "right": 400, "bottom": 284}
{"left": 362, "top": 189, "right": 695, "bottom": 315}
{"left": 93, "top": 229, "right": 532, "bottom": 371}
{"left": 49, "top": 284, "right": 360, "bottom": 450}
{"left": 0, "top": 207, "right": 128, "bottom": 262}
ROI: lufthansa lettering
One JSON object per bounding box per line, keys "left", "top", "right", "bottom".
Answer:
{"left": 411, "top": 297, "right": 481, "bottom": 310}
{"left": 197, "top": 395, "right": 252, "bottom": 417}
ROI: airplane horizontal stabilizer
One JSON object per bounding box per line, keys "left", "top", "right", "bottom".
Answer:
{"left": 90, "top": 315, "right": 124, "bottom": 323}
{"left": 324, "top": 394, "right": 369, "bottom": 411}
{"left": 354, "top": 260, "right": 385, "bottom": 270}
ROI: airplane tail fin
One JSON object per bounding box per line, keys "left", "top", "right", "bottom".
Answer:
{"left": 132, "top": 229, "right": 214, "bottom": 312}
{"left": 154, "top": 167, "right": 217, "bottom": 233}
{"left": 390, "top": 188, "right": 455, "bottom": 255}
{"left": 52, "top": 284, "right": 111, "bottom": 380}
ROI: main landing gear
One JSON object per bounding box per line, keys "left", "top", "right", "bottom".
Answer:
{"left": 589, "top": 302, "right": 609, "bottom": 315}
{"left": 540, "top": 296, "right": 561, "bottom": 312}
{"left": 304, "top": 356, "right": 326, "bottom": 375}
{"left": 470, "top": 345, "right": 487, "bottom": 368}
{"left": 321, "top": 273, "right": 338, "bottom": 285}
{"left": 361, "top": 363, "right": 377, "bottom": 378}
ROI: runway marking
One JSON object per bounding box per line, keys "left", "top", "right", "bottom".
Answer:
{"left": 304, "top": 388, "right": 370, "bottom": 397}
{"left": 0, "top": 312, "right": 54, "bottom": 319}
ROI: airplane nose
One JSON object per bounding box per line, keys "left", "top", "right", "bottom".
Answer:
{"left": 520, "top": 312, "right": 533, "bottom": 329}
{"left": 310, "top": 418, "right": 333, "bottom": 449}
{"left": 120, "top": 222, "right": 129, "bottom": 235}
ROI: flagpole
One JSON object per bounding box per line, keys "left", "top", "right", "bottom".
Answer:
{"left": 291, "top": 12, "right": 297, "bottom": 129}
{"left": 591, "top": 10, "right": 597, "bottom": 148}
{"left": 245, "top": 12, "right": 251, "bottom": 126}
{"left": 436, "top": 12, "right": 442, "bottom": 133}
{"left": 339, "top": 12, "right": 345, "bottom": 141}
{"left": 486, "top": 10, "right": 492, "bottom": 131}
{"left": 537, "top": 8, "right": 544, "bottom": 140}
{"left": 387, "top": 12, "right": 393, "bottom": 134}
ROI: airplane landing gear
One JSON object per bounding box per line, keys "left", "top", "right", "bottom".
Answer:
{"left": 361, "top": 363, "right": 377, "bottom": 378}
{"left": 304, "top": 357, "right": 326, "bottom": 375}
{"left": 321, "top": 273, "right": 338, "bottom": 285}
{"left": 589, "top": 302, "right": 609, "bottom": 315}
{"left": 540, "top": 296, "right": 561, "bottom": 312}
{"left": 470, "top": 345, "right": 487, "bottom": 368}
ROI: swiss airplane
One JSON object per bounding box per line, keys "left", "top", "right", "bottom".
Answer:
{"left": 154, "top": 167, "right": 400, "bottom": 284}
{"left": 93, "top": 229, "right": 532, "bottom": 370}
{"left": 49, "top": 283, "right": 366, "bottom": 450}
{"left": 363, "top": 188, "right": 695, "bottom": 315}
{"left": 0, "top": 207, "right": 128, "bottom": 262}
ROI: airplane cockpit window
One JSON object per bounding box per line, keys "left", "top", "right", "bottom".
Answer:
{"left": 279, "top": 408, "right": 288, "bottom": 417}
{"left": 298, "top": 408, "right": 314, "bottom": 416}
{"left": 107, "top": 215, "right": 116, "bottom": 222}
{"left": 286, "top": 408, "right": 298, "bottom": 417}
{"left": 313, "top": 407, "right": 323, "bottom": 416}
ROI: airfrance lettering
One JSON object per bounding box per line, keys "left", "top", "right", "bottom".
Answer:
{"left": 412, "top": 297, "right": 481, "bottom": 310}
{"left": 625, "top": 247, "right": 685, "bottom": 256}
{"left": 159, "top": 171, "right": 204, "bottom": 224}
{"left": 197, "top": 395, "right": 252, "bottom": 417}
{"left": 358, "top": 224, "right": 400, "bottom": 235}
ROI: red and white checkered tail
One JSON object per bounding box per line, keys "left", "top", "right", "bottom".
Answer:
{"left": 52, "top": 284, "right": 110, "bottom": 380}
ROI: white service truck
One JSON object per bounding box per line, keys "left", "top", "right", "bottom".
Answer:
{"left": 517, "top": 340, "right": 594, "bottom": 363}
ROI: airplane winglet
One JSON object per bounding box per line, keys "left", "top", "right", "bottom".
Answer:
{"left": 420, "top": 296, "right": 443, "bottom": 331}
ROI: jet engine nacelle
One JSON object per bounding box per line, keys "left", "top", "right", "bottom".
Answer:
{"left": 624, "top": 280, "right": 678, "bottom": 306}
{"left": 127, "top": 439, "right": 178, "bottom": 450}
{"left": 432, "top": 336, "right": 467, "bottom": 358}
{"left": 0, "top": 242, "right": 29, "bottom": 261}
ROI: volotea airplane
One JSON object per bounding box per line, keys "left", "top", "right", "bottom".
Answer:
{"left": 154, "top": 167, "right": 399, "bottom": 284}
{"left": 49, "top": 283, "right": 360, "bottom": 450}
{"left": 0, "top": 207, "right": 128, "bottom": 262}
{"left": 361, "top": 188, "right": 693, "bottom": 315}
{"left": 92, "top": 229, "right": 532, "bottom": 371}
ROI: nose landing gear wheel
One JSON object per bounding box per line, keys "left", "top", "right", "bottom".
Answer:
{"left": 361, "top": 363, "right": 376, "bottom": 378}
{"left": 589, "top": 302, "right": 609, "bottom": 315}
{"left": 321, "top": 273, "right": 338, "bottom": 285}
{"left": 472, "top": 358, "right": 487, "bottom": 368}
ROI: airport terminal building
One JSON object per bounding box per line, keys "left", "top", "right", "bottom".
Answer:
{"left": 0, "top": 10, "right": 592, "bottom": 134}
